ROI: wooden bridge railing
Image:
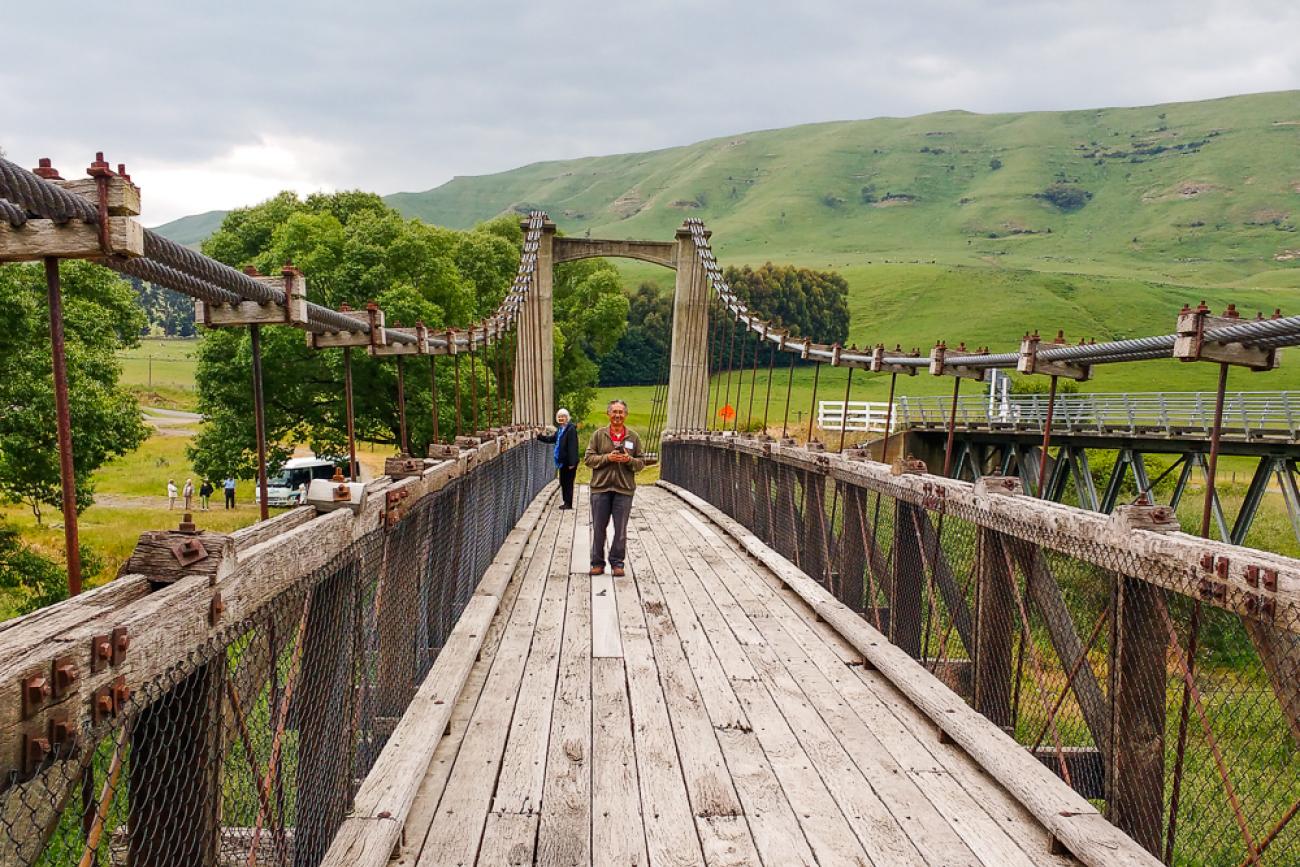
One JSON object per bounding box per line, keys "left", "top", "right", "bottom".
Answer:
{"left": 661, "top": 434, "right": 1300, "bottom": 866}
{"left": 0, "top": 433, "right": 549, "bottom": 867}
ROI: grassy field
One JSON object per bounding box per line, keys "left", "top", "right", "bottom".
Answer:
{"left": 118, "top": 337, "right": 201, "bottom": 409}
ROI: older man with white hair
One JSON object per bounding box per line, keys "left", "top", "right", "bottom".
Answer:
{"left": 536, "top": 408, "right": 579, "bottom": 509}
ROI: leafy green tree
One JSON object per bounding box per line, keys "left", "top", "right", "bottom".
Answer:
{"left": 188, "top": 196, "right": 622, "bottom": 478}
{"left": 0, "top": 261, "right": 148, "bottom": 523}
{"left": 720, "top": 263, "right": 850, "bottom": 359}
{"left": 0, "top": 522, "right": 101, "bottom": 613}
{"left": 553, "top": 259, "right": 629, "bottom": 418}
{"left": 600, "top": 282, "right": 673, "bottom": 386}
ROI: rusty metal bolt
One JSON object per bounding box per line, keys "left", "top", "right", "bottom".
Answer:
{"left": 210, "top": 592, "right": 226, "bottom": 622}
{"left": 25, "top": 675, "right": 51, "bottom": 704}
{"left": 50, "top": 719, "right": 74, "bottom": 746}
{"left": 178, "top": 512, "right": 198, "bottom": 534}
{"left": 96, "top": 638, "right": 112, "bottom": 661}
{"left": 87, "top": 151, "right": 113, "bottom": 178}
{"left": 33, "top": 158, "right": 63, "bottom": 180}
{"left": 27, "top": 737, "right": 51, "bottom": 766}
{"left": 116, "top": 633, "right": 130, "bottom": 654}
{"left": 95, "top": 693, "right": 114, "bottom": 716}
{"left": 54, "top": 662, "right": 78, "bottom": 690}
{"left": 1200, "top": 552, "right": 1215, "bottom": 571}
{"left": 112, "top": 681, "right": 131, "bottom": 707}
{"left": 1151, "top": 507, "right": 1171, "bottom": 522}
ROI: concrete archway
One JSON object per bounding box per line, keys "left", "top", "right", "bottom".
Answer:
{"left": 517, "top": 221, "right": 711, "bottom": 434}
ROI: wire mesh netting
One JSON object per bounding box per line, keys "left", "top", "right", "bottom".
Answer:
{"left": 663, "top": 438, "right": 1300, "bottom": 866}
{"left": 2, "top": 440, "right": 549, "bottom": 867}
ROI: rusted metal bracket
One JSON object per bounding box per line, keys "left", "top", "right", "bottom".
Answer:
{"left": 929, "top": 341, "right": 988, "bottom": 381}
{"left": 891, "top": 454, "right": 929, "bottom": 476}
{"left": 870, "top": 344, "right": 921, "bottom": 375}
{"left": 21, "top": 672, "right": 51, "bottom": 720}
{"left": 385, "top": 487, "right": 412, "bottom": 530}
{"left": 974, "top": 475, "right": 1020, "bottom": 497}
{"left": 51, "top": 656, "right": 79, "bottom": 700}
{"left": 384, "top": 456, "right": 426, "bottom": 479}
{"left": 1018, "top": 330, "right": 1091, "bottom": 381}
{"left": 1174, "top": 302, "right": 1279, "bottom": 370}
{"left": 170, "top": 537, "right": 208, "bottom": 567}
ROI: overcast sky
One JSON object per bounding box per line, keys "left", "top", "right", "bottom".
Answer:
{"left": 4, "top": 0, "right": 1297, "bottom": 225}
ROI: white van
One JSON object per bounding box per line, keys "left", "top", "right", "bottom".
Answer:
{"left": 255, "top": 457, "right": 341, "bottom": 506}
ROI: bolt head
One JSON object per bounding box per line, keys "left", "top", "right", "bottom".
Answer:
{"left": 26, "top": 676, "right": 51, "bottom": 702}
{"left": 55, "top": 663, "right": 77, "bottom": 686}
{"left": 97, "top": 639, "right": 112, "bottom": 659}
{"left": 96, "top": 694, "right": 113, "bottom": 714}
{"left": 112, "top": 683, "right": 131, "bottom": 704}
{"left": 116, "top": 634, "right": 130, "bottom": 653}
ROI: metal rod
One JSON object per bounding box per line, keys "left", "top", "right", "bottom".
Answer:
{"left": 343, "top": 347, "right": 358, "bottom": 481}
{"left": 942, "top": 376, "right": 961, "bottom": 477}
{"left": 782, "top": 351, "right": 795, "bottom": 439}
{"left": 723, "top": 316, "right": 737, "bottom": 427}
{"left": 807, "top": 361, "right": 821, "bottom": 442}
{"left": 1036, "top": 374, "right": 1059, "bottom": 496}
{"left": 1200, "top": 363, "right": 1230, "bottom": 538}
{"left": 251, "top": 324, "right": 269, "bottom": 521}
{"left": 710, "top": 302, "right": 724, "bottom": 430}
{"left": 429, "top": 354, "right": 441, "bottom": 445}
{"left": 395, "top": 355, "right": 410, "bottom": 454}
{"left": 44, "top": 258, "right": 81, "bottom": 595}
{"left": 734, "top": 329, "right": 749, "bottom": 433}
{"left": 763, "top": 340, "right": 776, "bottom": 434}
{"left": 880, "top": 372, "right": 898, "bottom": 464}
{"left": 453, "top": 353, "right": 463, "bottom": 437}
{"left": 746, "top": 328, "right": 761, "bottom": 431}
{"left": 837, "top": 367, "right": 854, "bottom": 453}
{"left": 469, "top": 339, "right": 481, "bottom": 434}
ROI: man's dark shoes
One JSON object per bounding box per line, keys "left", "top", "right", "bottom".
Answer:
{"left": 590, "top": 565, "right": 605, "bottom": 575}
{"left": 558, "top": 505, "right": 573, "bottom": 510}
{"left": 611, "top": 566, "right": 626, "bottom": 577}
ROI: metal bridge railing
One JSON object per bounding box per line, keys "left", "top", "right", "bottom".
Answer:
{"left": 662, "top": 435, "right": 1300, "bottom": 865}
{"left": 1, "top": 437, "right": 550, "bottom": 867}
{"left": 893, "top": 391, "right": 1300, "bottom": 438}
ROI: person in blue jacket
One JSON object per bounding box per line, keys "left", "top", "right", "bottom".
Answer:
{"left": 537, "top": 408, "right": 579, "bottom": 510}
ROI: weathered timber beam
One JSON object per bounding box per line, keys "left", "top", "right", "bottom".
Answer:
{"left": 52, "top": 176, "right": 141, "bottom": 217}
{"left": 0, "top": 216, "right": 143, "bottom": 261}
{"left": 657, "top": 479, "right": 1162, "bottom": 867}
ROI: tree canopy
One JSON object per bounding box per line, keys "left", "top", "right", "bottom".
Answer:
{"left": 0, "top": 261, "right": 148, "bottom": 524}
{"left": 188, "top": 193, "right": 626, "bottom": 479}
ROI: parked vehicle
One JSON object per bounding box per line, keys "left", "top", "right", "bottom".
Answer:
{"left": 255, "top": 457, "right": 342, "bottom": 506}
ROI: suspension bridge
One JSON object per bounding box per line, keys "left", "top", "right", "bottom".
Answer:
{"left": 1, "top": 155, "right": 1299, "bottom": 866}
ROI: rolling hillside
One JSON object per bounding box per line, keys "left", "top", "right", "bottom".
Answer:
{"left": 152, "top": 91, "right": 1300, "bottom": 392}
{"left": 386, "top": 90, "right": 1300, "bottom": 289}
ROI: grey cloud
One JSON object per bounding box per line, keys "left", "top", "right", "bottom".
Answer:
{"left": 4, "top": 0, "right": 1297, "bottom": 222}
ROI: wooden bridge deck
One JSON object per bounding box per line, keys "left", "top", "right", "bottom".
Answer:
{"left": 396, "top": 484, "right": 1082, "bottom": 867}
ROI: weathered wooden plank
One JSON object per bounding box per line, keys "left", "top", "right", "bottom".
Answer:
{"left": 570, "top": 485, "right": 589, "bottom": 574}
{"left": 633, "top": 514, "right": 817, "bottom": 867}
{"left": 414, "top": 506, "right": 561, "bottom": 866}
{"left": 591, "top": 657, "right": 650, "bottom": 867}
{"left": 613, "top": 564, "right": 706, "bottom": 866}
{"left": 659, "top": 479, "right": 1163, "bottom": 867}
{"left": 625, "top": 520, "right": 760, "bottom": 866}
{"left": 591, "top": 573, "right": 623, "bottom": 658}
{"left": 0, "top": 216, "right": 143, "bottom": 261}
{"left": 663, "top": 503, "right": 980, "bottom": 867}
{"left": 536, "top": 563, "right": 592, "bottom": 866}
{"left": 479, "top": 511, "right": 574, "bottom": 858}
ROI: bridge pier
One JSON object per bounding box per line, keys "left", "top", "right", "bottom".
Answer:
{"left": 666, "top": 225, "right": 710, "bottom": 433}
{"left": 514, "top": 218, "right": 555, "bottom": 425}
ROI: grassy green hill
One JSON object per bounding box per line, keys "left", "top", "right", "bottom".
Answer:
{"left": 150, "top": 209, "right": 228, "bottom": 247}
{"left": 154, "top": 91, "right": 1300, "bottom": 390}
{"left": 389, "top": 91, "right": 1300, "bottom": 287}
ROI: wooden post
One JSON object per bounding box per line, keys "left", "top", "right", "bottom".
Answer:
{"left": 800, "top": 471, "right": 829, "bottom": 584}
{"left": 839, "top": 485, "right": 867, "bottom": 612}
{"left": 129, "top": 663, "right": 221, "bottom": 867}
{"left": 1109, "top": 575, "right": 1166, "bottom": 856}
{"left": 973, "top": 528, "right": 1015, "bottom": 729}
{"left": 891, "top": 502, "right": 925, "bottom": 657}
{"left": 666, "top": 225, "right": 710, "bottom": 432}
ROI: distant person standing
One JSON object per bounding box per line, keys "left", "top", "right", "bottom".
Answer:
{"left": 584, "top": 399, "right": 645, "bottom": 576}
{"left": 223, "top": 477, "right": 236, "bottom": 509}
{"left": 182, "top": 478, "right": 194, "bottom": 511}
{"left": 536, "top": 408, "right": 579, "bottom": 510}
{"left": 167, "top": 479, "right": 178, "bottom": 510}
{"left": 199, "top": 479, "right": 214, "bottom": 511}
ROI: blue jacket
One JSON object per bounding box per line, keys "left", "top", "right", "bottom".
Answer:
{"left": 538, "top": 423, "right": 579, "bottom": 468}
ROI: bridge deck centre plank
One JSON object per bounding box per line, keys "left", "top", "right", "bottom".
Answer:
{"left": 403, "top": 486, "right": 1086, "bottom": 867}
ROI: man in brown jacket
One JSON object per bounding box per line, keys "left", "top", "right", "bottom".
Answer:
{"left": 584, "top": 399, "right": 645, "bottom": 576}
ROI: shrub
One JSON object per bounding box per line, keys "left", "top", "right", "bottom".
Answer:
{"left": 1035, "top": 184, "right": 1092, "bottom": 212}
{"left": 989, "top": 157, "right": 1003, "bottom": 171}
